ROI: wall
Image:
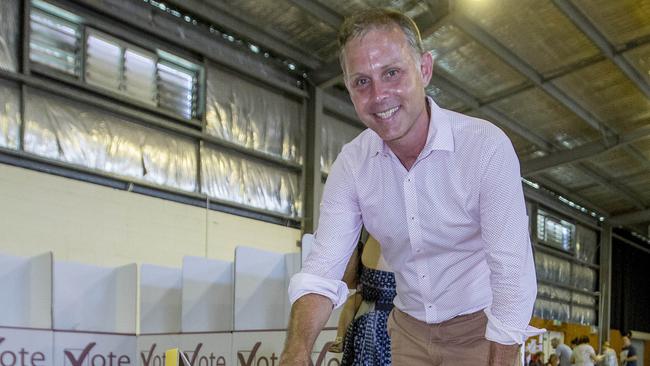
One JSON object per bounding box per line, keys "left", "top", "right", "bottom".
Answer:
{"left": 0, "top": 163, "right": 301, "bottom": 267}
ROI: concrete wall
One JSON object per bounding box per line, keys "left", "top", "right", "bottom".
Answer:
{"left": 0, "top": 163, "right": 301, "bottom": 267}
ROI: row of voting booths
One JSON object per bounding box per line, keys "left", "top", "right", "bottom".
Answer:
{"left": 0, "top": 235, "right": 342, "bottom": 366}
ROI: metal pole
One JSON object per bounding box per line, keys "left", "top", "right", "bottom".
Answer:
{"left": 302, "top": 84, "right": 324, "bottom": 235}
{"left": 598, "top": 223, "right": 612, "bottom": 344}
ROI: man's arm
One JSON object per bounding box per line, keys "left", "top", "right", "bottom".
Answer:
{"left": 279, "top": 294, "right": 334, "bottom": 366}
{"left": 626, "top": 352, "right": 638, "bottom": 361}
{"left": 478, "top": 134, "right": 542, "bottom": 358}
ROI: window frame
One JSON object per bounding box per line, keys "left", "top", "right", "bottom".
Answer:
{"left": 27, "top": 0, "right": 205, "bottom": 125}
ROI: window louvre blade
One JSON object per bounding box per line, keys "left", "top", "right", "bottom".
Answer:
{"left": 85, "top": 32, "right": 122, "bottom": 92}
{"left": 157, "top": 61, "right": 197, "bottom": 119}
{"left": 29, "top": 8, "right": 80, "bottom": 76}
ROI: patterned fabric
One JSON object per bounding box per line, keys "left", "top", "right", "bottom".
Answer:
{"left": 341, "top": 266, "right": 396, "bottom": 366}
{"left": 290, "top": 97, "right": 541, "bottom": 345}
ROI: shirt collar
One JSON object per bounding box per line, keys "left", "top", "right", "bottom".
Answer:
{"left": 423, "top": 96, "right": 455, "bottom": 153}
{"left": 373, "top": 96, "right": 455, "bottom": 157}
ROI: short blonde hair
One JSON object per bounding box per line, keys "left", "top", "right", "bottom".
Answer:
{"left": 338, "top": 9, "right": 424, "bottom": 73}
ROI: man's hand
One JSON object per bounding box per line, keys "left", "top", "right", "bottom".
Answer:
{"left": 489, "top": 342, "right": 520, "bottom": 366}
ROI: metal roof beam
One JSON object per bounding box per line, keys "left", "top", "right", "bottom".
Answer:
{"left": 312, "top": 61, "right": 343, "bottom": 88}
{"left": 286, "top": 0, "right": 344, "bottom": 29}
{"left": 451, "top": 13, "right": 617, "bottom": 140}
{"left": 163, "top": 0, "right": 322, "bottom": 70}
{"left": 530, "top": 174, "right": 610, "bottom": 216}
{"left": 575, "top": 163, "right": 647, "bottom": 210}
{"left": 552, "top": 0, "right": 650, "bottom": 98}
{"left": 431, "top": 75, "right": 553, "bottom": 150}
{"left": 608, "top": 209, "right": 650, "bottom": 225}
{"left": 522, "top": 125, "right": 650, "bottom": 174}
{"left": 451, "top": 13, "right": 650, "bottom": 212}
{"left": 522, "top": 141, "right": 612, "bottom": 175}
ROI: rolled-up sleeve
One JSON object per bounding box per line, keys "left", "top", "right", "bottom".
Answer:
{"left": 479, "top": 136, "right": 543, "bottom": 344}
{"left": 288, "top": 149, "right": 364, "bottom": 308}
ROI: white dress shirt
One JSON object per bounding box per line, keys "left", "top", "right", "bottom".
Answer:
{"left": 289, "top": 97, "right": 541, "bottom": 345}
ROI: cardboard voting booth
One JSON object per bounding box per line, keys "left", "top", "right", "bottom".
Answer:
{"left": 140, "top": 264, "right": 182, "bottom": 334}
{"left": 181, "top": 256, "right": 234, "bottom": 332}
{"left": 0, "top": 252, "right": 53, "bottom": 328}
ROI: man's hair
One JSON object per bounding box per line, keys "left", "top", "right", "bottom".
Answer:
{"left": 337, "top": 8, "right": 424, "bottom": 73}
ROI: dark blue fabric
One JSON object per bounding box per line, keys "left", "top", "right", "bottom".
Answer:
{"left": 341, "top": 266, "right": 396, "bottom": 366}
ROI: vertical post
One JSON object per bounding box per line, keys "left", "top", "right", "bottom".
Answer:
{"left": 302, "top": 84, "right": 324, "bottom": 236}
{"left": 598, "top": 223, "right": 612, "bottom": 345}
{"left": 22, "top": 0, "right": 31, "bottom": 76}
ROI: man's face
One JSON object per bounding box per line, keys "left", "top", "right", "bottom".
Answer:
{"left": 342, "top": 26, "right": 432, "bottom": 144}
{"left": 551, "top": 339, "right": 558, "bottom": 348}
{"left": 623, "top": 336, "right": 631, "bottom": 347}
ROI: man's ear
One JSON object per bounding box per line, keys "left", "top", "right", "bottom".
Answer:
{"left": 420, "top": 51, "right": 433, "bottom": 85}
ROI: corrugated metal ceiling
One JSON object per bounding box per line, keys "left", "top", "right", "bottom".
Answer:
{"left": 198, "top": 0, "right": 650, "bottom": 229}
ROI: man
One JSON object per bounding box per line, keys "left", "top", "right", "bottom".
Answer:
{"left": 621, "top": 335, "right": 638, "bottom": 366}
{"left": 551, "top": 337, "right": 573, "bottom": 366}
{"left": 280, "top": 8, "right": 541, "bottom": 366}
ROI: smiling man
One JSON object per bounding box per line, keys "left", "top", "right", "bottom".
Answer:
{"left": 279, "top": 9, "right": 541, "bottom": 366}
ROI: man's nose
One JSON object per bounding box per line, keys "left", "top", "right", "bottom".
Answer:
{"left": 370, "top": 79, "right": 388, "bottom": 103}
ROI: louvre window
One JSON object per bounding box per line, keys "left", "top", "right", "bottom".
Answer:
{"left": 29, "top": 2, "right": 81, "bottom": 76}
{"left": 157, "top": 60, "right": 198, "bottom": 120}
{"left": 124, "top": 49, "right": 156, "bottom": 104}
{"left": 85, "top": 31, "right": 121, "bottom": 91}
{"left": 537, "top": 209, "right": 576, "bottom": 252}
{"left": 85, "top": 30, "right": 157, "bottom": 106}
{"left": 29, "top": 1, "right": 202, "bottom": 120}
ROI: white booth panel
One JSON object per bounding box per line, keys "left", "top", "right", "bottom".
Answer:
{"left": 140, "top": 264, "right": 182, "bottom": 334}
{"left": 0, "top": 252, "right": 52, "bottom": 328}
{"left": 181, "top": 256, "right": 234, "bottom": 332}
{"left": 54, "top": 261, "right": 137, "bottom": 333}
{"left": 234, "top": 247, "right": 289, "bottom": 331}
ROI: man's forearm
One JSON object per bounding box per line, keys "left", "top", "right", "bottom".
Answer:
{"left": 280, "top": 293, "right": 334, "bottom": 366}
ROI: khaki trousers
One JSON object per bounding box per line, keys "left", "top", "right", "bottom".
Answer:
{"left": 387, "top": 308, "right": 518, "bottom": 366}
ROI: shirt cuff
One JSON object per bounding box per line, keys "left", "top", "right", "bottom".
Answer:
{"left": 483, "top": 308, "right": 546, "bottom": 345}
{"left": 288, "top": 272, "right": 350, "bottom": 309}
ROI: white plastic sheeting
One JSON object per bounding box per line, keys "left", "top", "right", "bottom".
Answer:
{"left": 533, "top": 298, "right": 570, "bottom": 323}
{"left": 537, "top": 284, "right": 571, "bottom": 302}
{"left": 0, "top": 81, "right": 21, "bottom": 149}
{"left": 571, "top": 306, "right": 596, "bottom": 325}
{"left": 0, "top": 0, "right": 19, "bottom": 72}
{"left": 534, "top": 252, "right": 571, "bottom": 284}
{"left": 23, "top": 88, "right": 198, "bottom": 192}
{"left": 572, "top": 292, "right": 597, "bottom": 307}
{"left": 576, "top": 225, "right": 598, "bottom": 264}
{"left": 572, "top": 265, "right": 597, "bottom": 291}
{"left": 205, "top": 63, "right": 303, "bottom": 164}
{"left": 201, "top": 145, "right": 301, "bottom": 217}
{"left": 320, "top": 113, "right": 364, "bottom": 174}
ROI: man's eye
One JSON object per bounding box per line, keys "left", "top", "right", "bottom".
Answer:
{"left": 387, "top": 69, "right": 399, "bottom": 78}
{"left": 355, "top": 78, "right": 369, "bottom": 87}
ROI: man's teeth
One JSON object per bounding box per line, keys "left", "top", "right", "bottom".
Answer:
{"left": 375, "top": 106, "right": 399, "bottom": 119}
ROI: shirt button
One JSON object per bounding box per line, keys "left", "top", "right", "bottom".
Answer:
{"left": 416, "top": 249, "right": 421, "bottom": 253}
{"left": 411, "top": 216, "right": 415, "bottom": 220}
{"left": 421, "top": 275, "right": 426, "bottom": 279}
{"left": 428, "top": 305, "right": 432, "bottom": 309}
